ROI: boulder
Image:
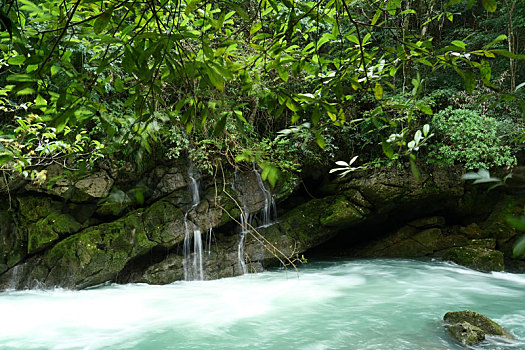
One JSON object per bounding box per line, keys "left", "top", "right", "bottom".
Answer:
{"left": 25, "top": 165, "right": 114, "bottom": 202}
{"left": 27, "top": 212, "right": 82, "bottom": 254}
{"left": 246, "top": 195, "right": 368, "bottom": 266}
{"left": 446, "top": 321, "right": 485, "bottom": 345}
{"left": 444, "top": 310, "right": 512, "bottom": 339}
{"left": 442, "top": 247, "right": 504, "bottom": 272}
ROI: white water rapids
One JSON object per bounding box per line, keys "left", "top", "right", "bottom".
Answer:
{"left": 0, "top": 259, "right": 524, "bottom": 349}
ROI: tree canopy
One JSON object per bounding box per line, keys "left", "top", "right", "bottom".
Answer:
{"left": 1, "top": 0, "right": 524, "bottom": 186}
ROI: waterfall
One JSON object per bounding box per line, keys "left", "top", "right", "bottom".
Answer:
{"left": 8, "top": 265, "right": 19, "bottom": 290}
{"left": 206, "top": 213, "right": 214, "bottom": 255}
{"left": 233, "top": 167, "right": 277, "bottom": 275}
{"left": 183, "top": 167, "right": 204, "bottom": 281}
{"left": 192, "top": 229, "right": 203, "bottom": 280}
{"left": 238, "top": 207, "right": 251, "bottom": 274}
{"left": 253, "top": 166, "right": 276, "bottom": 227}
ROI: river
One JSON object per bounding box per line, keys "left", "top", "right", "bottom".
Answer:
{"left": 1, "top": 259, "right": 524, "bottom": 349}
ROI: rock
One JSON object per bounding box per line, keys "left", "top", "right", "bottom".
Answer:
{"left": 319, "top": 196, "right": 365, "bottom": 227}
{"left": 27, "top": 212, "right": 82, "bottom": 254}
{"left": 444, "top": 310, "right": 512, "bottom": 339}
{"left": 442, "top": 247, "right": 504, "bottom": 272}
{"left": 151, "top": 167, "right": 187, "bottom": 201}
{"left": 481, "top": 199, "right": 519, "bottom": 245}
{"left": 243, "top": 194, "right": 369, "bottom": 267}
{"left": 446, "top": 321, "right": 485, "bottom": 345}
{"left": 24, "top": 165, "right": 114, "bottom": 202}
{"left": 468, "top": 238, "right": 496, "bottom": 250}
{"left": 460, "top": 223, "right": 484, "bottom": 239}
{"left": 74, "top": 172, "right": 114, "bottom": 198}
{"left": 408, "top": 216, "right": 446, "bottom": 229}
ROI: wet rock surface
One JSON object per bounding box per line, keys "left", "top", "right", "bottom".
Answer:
{"left": 0, "top": 162, "right": 523, "bottom": 289}
{"left": 444, "top": 310, "right": 513, "bottom": 345}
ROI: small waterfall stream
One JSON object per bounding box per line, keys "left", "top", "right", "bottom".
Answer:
{"left": 237, "top": 207, "right": 251, "bottom": 274}
{"left": 183, "top": 167, "right": 204, "bottom": 281}
{"left": 7, "top": 265, "right": 19, "bottom": 290}
{"left": 253, "top": 166, "right": 276, "bottom": 228}
{"left": 233, "top": 167, "right": 277, "bottom": 274}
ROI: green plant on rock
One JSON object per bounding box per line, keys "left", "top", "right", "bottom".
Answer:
{"left": 429, "top": 107, "right": 517, "bottom": 170}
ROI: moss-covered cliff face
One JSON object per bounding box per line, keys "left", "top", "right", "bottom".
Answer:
{"left": 0, "top": 161, "right": 522, "bottom": 290}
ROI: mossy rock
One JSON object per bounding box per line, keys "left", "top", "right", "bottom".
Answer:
{"left": 408, "top": 216, "right": 446, "bottom": 229}
{"left": 444, "top": 311, "right": 512, "bottom": 338}
{"left": 40, "top": 211, "right": 156, "bottom": 288}
{"left": 443, "top": 246, "right": 504, "bottom": 272}
{"left": 17, "top": 197, "right": 59, "bottom": 222}
{"left": 446, "top": 321, "right": 485, "bottom": 345}
{"left": 319, "top": 196, "right": 365, "bottom": 228}
{"left": 468, "top": 239, "right": 496, "bottom": 250}
{"left": 27, "top": 212, "right": 82, "bottom": 254}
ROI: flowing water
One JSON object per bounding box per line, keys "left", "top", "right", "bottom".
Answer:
{"left": 3, "top": 259, "right": 523, "bottom": 350}
{"left": 253, "top": 167, "right": 276, "bottom": 227}
{"left": 183, "top": 167, "right": 204, "bottom": 281}
{"left": 237, "top": 208, "right": 251, "bottom": 274}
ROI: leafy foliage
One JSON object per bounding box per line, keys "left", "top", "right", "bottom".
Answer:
{"left": 0, "top": 0, "right": 523, "bottom": 187}
{"left": 429, "top": 107, "right": 517, "bottom": 170}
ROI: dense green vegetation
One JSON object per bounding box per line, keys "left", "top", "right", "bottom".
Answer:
{"left": 0, "top": 0, "right": 524, "bottom": 188}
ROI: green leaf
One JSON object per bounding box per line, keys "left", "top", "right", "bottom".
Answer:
{"left": 382, "top": 140, "right": 394, "bottom": 159}
{"left": 315, "top": 132, "right": 326, "bottom": 149}
{"left": 513, "top": 234, "right": 525, "bottom": 258}
{"left": 416, "top": 103, "right": 433, "bottom": 115}
{"left": 0, "top": 153, "right": 13, "bottom": 164}
{"left": 35, "top": 94, "right": 47, "bottom": 107}
{"left": 250, "top": 22, "right": 262, "bottom": 35}
{"left": 371, "top": 9, "right": 381, "bottom": 25}
{"left": 50, "top": 65, "right": 60, "bottom": 76}
{"left": 311, "top": 105, "right": 320, "bottom": 126}
{"left": 235, "top": 151, "right": 252, "bottom": 163}
{"left": 409, "top": 156, "right": 420, "bottom": 180}
{"left": 114, "top": 77, "right": 124, "bottom": 92}
{"left": 451, "top": 40, "right": 466, "bottom": 50}
{"left": 374, "top": 83, "right": 383, "bottom": 100}
{"left": 489, "top": 49, "right": 525, "bottom": 60}
{"left": 463, "top": 70, "right": 476, "bottom": 94}
{"left": 185, "top": 0, "right": 200, "bottom": 15}
{"left": 479, "top": 59, "right": 491, "bottom": 84}
{"left": 7, "top": 55, "right": 25, "bottom": 65}
{"left": 507, "top": 216, "right": 525, "bottom": 231}
{"left": 94, "top": 8, "right": 113, "bottom": 34}
{"left": 483, "top": 34, "right": 507, "bottom": 49}
{"left": 282, "top": 0, "right": 295, "bottom": 8}
{"left": 224, "top": 1, "right": 250, "bottom": 20}
{"left": 277, "top": 65, "right": 289, "bottom": 82}
{"left": 7, "top": 74, "right": 35, "bottom": 82}
{"left": 213, "top": 115, "right": 227, "bottom": 136}
{"left": 267, "top": 166, "right": 280, "bottom": 188}
{"left": 481, "top": 0, "right": 497, "bottom": 12}
{"left": 206, "top": 66, "right": 225, "bottom": 92}
{"left": 285, "top": 97, "right": 300, "bottom": 112}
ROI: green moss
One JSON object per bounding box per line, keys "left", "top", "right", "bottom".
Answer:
{"left": 446, "top": 322, "right": 485, "bottom": 345}
{"left": 27, "top": 212, "right": 82, "bottom": 254}
{"left": 443, "top": 247, "right": 504, "bottom": 272}
{"left": 320, "top": 196, "right": 363, "bottom": 227}
{"left": 444, "top": 311, "right": 510, "bottom": 338}
{"left": 143, "top": 199, "right": 186, "bottom": 244}
{"left": 42, "top": 210, "right": 156, "bottom": 288}
{"left": 17, "top": 197, "right": 58, "bottom": 222}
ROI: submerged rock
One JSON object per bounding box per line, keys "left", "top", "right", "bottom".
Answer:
{"left": 446, "top": 321, "right": 485, "bottom": 345}
{"left": 444, "top": 310, "right": 513, "bottom": 344}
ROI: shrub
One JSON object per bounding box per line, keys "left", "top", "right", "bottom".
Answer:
{"left": 429, "top": 107, "right": 517, "bottom": 170}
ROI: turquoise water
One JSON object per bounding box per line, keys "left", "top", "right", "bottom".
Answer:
{"left": 1, "top": 259, "right": 524, "bottom": 349}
